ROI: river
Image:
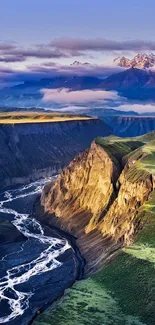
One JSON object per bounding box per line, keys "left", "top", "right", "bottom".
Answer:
{"left": 0, "top": 178, "right": 79, "bottom": 325}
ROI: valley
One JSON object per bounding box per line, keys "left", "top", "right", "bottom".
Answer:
{"left": 1, "top": 2, "right": 155, "bottom": 325}
{"left": 0, "top": 112, "right": 155, "bottom": 190}
{"left": 0, "top": 178, "right": 83, "bottom": 325}
{"left": 0, "top": 116, "right": 155, "bottom": 325}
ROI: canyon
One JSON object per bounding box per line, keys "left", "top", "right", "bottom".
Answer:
{"left": 0, "top": 116, "right": 155, "bottom": 325}
{"left": 1, "top": 115, "right": 155, "bottom": 190}
{"left": 0, "top": 118, "right": 111, "bottom": 189}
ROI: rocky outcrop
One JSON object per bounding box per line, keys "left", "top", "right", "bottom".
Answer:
{"left": 39, "top": 138, "right": 154, "bottom": 274}
{"left": 0, "top": 119, "right": 111, "bottom": 189}
{"left": 41, "top": 141, "right": 120, "bottom": 235}
{"left": 99, "top": 167, "right": 153, "bottom": 243}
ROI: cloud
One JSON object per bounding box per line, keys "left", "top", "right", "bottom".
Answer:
{"left": 116, "top": 104, "right": 155, "bottom": 113}
{"left": 0, "top": 42, "right": 16, "bottom": 51}
{"left": 0, "top": 55, "right": 26, "bottom": 63}
{"left": 41, "top": 88, "right": 119, "bottom": 104}
{"left": 0, "top": 62, "right": 124, "bottom": 89}
{"left": 1, "top": 38, "right": 155, "bottom": 64}
{"left": 51, "top": 38, "right": 155, "bottom": 52}
{"left": 26, "top": 62, "right": 123, "bottom": 78}
{"left": 2, "top": 48, "right": 70, "bottom": 60}
{"left": 43, "top": 105, "right": 88, "bottom": 112}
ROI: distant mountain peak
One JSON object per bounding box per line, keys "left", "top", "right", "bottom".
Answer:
{"left": 114, "top": 53, "right": 155, "bottom": 69}
{"left": 70, "top": 61, "right": 90, "bottom": 67}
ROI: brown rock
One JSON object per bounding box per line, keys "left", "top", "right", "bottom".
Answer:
{"left": 40, "top": 140, "right": 153, "bottom": 274}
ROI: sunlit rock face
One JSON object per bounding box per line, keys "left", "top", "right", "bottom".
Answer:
{"left": 41, "top": 141, "right": 120, "bottom": 234}
{"left": 41, "top": 137, "right": 154, "bottom": 274}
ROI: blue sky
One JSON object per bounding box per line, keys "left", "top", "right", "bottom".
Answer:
{"left": 0, "top": 0, "right": 155, "bottom": 46}
{"left": 0, "top": 0, "right": 155, "bottom": 72}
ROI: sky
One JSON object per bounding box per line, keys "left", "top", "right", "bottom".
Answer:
{"left": 1, "top": 0, "right": 155, "bottom": 43}
{"left": 1, "top": 0, "right": 155, "bottom": 113}
{"left": 0, "top": 0, "right": 155, "bottom": 68}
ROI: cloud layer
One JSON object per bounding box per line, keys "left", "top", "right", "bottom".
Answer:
{"left": 0, "top": 62, "right": 124, "bottom": 87}
{"left": 116, "top": 104, "right": 155, "bottom": 113}
{"left": 51, "top": 38, "right": 155, "bottom": 52}
{"left": 41, "top": 88, "right": 119, "bottom": 104}
{"left": 1, "top": 38, "right": 155, "bottom": 64}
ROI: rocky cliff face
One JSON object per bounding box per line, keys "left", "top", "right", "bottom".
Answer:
{"left": 40, "top": 137, "right": 154, "bottom": 274}
{"left": 42, "top": 141, "right": 119, "bottom": 234}
{"left": 0, "top": 119, "right": 111, "bottom": 189}
{"left": 105, "top": 116, "right": 155, "bottom": 137}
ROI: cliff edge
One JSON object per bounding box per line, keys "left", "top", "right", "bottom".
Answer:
{"left": 39, "top": 134, "right": 155, "bottom": 274}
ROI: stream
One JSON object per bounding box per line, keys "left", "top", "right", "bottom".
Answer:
{"left": 0, "top": 178, "right": 79, "bottom": 325}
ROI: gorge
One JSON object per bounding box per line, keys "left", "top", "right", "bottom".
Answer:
{"left": 0, "top": 116, "right": 155, "bottom": 325}
{"left": 1, "top": 114, "right": 155, "bottom": 190}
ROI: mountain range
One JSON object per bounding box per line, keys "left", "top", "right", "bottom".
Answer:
{"left": 1, "top": 54, "right": 155, "bottom": 110}
{"left": 114, "top": 53, "right": 155, "bottom": 69}
{"left": 70, "top": 53, "right": 155, "bottom": 70}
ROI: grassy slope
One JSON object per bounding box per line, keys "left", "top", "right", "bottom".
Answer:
{"left": 0, "top": 112, "right": 93, "bottom": 124}
{"left": 34, "top": 134, "right": 155, "bottom": 325}
{"left": 95, "top": 136, "right": 144, "bottom": 166}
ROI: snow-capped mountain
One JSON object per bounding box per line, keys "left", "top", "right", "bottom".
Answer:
{"left": 70, "top": 61, "right": 90, "bottom": 66}
{"left": 114, "top": 53, "right": 155, "bottom": 69}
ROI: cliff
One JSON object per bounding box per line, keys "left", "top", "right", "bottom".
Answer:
{"left": 40, "top": 134, "right": 154, "bottom": 274}
{"left": 0, "top": 119, "right": 111, "bottom": 189}
{"left": 104, "top": 116, "right": 155, "bottom": 137}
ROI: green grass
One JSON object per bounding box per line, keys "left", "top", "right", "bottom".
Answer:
{"left": 34, "top": 274, "right": 147, "bottom": 325}
{"left": 34, "top": 209, "right": 155, "bottom": 325}
{"left": 95, "top": 137, "right": 143, "bottom": 166}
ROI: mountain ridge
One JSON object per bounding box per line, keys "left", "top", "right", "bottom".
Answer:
{"left": 114, "top": 53, "right": 155, "bottom": 69}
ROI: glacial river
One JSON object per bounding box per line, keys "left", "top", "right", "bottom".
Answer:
{"left": 0, "top": 179, "right": 78, "bottom": 325}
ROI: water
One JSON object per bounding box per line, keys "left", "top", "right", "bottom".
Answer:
{"left": 0, "top": 179, "right": 75, "bottom": 325}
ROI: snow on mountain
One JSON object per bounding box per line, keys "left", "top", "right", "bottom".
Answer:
{"left": 70, "top": 61, "right": 90, "bottom": 66}
{"left": 114, "top": 53, "right": 155, "bottom": 69}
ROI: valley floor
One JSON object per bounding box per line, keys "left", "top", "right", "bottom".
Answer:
{"left": 33, "top": 189, "right": 155, "bottom": 325}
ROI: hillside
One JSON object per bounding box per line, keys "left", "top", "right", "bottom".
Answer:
{"left": 34, "top": 132, "right": 155, "bottom": 325}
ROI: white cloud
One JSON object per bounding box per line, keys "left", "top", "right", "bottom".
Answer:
{"left": 116, "top": 104, "right": 155, "bottom": 113}
{"left": 40, "top": 88, "right": 119, "bottom": 104}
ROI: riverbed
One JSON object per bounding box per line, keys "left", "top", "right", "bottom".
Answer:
{"left": 0, "top": 178, "right": 80, "bottom": 325}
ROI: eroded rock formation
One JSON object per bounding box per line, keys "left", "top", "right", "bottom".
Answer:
{"left": 39, "top": 138, "right": 154, "bottom": 274}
